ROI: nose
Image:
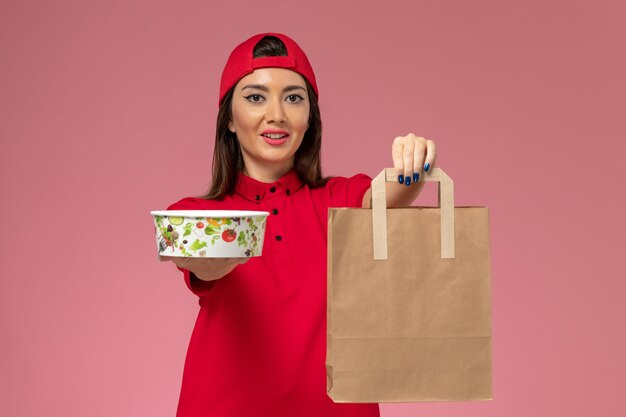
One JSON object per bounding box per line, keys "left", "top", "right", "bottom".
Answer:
{"left": 265, "top": 97, "right": 286, "bottom": 124}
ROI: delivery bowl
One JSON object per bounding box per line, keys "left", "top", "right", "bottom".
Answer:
{"left": 151, "top": 210, "right": 269, "bottom": 258}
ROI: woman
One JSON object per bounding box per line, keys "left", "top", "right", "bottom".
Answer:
{"left": 161, "top": 32, "right": 436, "bottom": 417}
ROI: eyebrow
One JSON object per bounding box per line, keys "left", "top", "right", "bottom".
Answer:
{"left": 241, "top": 84, "right": 306, "bottom": 93}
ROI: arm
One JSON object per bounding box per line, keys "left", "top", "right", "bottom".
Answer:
{"left": 362, "top": 134, "right": 436, "bottom": 208}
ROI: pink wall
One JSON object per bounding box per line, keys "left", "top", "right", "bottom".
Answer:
{"left": 1, "top": 0, "right": 624, "bottom": 416}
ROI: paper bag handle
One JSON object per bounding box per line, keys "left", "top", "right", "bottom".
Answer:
{"left": 372, "top": 167, "right": 455, "bottom": 260}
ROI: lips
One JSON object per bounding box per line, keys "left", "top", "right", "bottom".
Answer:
{"left": 260, "top": 134, "right": 289, "bottom": 146}
{"left": 260, "top": 130, "right": 289, "bottom": 145}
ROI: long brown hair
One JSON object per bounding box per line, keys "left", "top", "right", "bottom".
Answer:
{"left": 202, "top": 35, "right": 328, "bottom": 200}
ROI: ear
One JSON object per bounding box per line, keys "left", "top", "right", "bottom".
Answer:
{"left": 228, "top": 120, "right": 235, "bottom": 133}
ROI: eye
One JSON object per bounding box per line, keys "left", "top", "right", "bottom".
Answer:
{"left": 286, "top": 94, "right": 304, "bottom": 103}
{"left": 244, "top": 94, "right": 264, "bottom": 103}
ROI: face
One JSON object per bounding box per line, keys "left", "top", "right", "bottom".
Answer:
{"left": 228, "top": 67, "right": 310, "bottom": 178}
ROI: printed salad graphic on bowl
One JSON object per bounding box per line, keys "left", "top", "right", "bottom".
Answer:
{"left": 151, "top": 210, "right": 269, "bottom": 258}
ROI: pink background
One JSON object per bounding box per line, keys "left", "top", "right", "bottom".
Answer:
{"left": 1, "top": 0, "right": 624, "bottom": 416}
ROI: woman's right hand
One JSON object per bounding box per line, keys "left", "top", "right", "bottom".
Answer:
{"left": 159, "top": 256, "right": 250, "bottom": 281}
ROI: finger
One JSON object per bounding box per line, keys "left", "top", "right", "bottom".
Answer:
{"left": 216, "top": 258, "right": 235, "bottom": 266}
{"left": 402, "top": 137, "right": 415, "bottom": 186}
{"left": 222, "top": 257, "right": 244, "bottom": 265}
{"left": 412, "top": 138, "right": 426, "bottom": 183}
{"left": 209, "top": 257, "right": 244, "bottom": 268}
{"left": 391, "top": 137, "right": 405, "bottom": 184}
{"left": 423, "top": 140, "right": 437, "bottom": 173}
{"left": 170, "top": 258, "right": 187, "bottom": 269}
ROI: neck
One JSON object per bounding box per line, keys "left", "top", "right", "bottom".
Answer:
{"left": 242, "top": 160, "right": 294, "bottom": 183}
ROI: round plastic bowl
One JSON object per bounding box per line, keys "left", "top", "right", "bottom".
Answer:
{"left": 151, "top": 210, "right": 269, "bottom": 258}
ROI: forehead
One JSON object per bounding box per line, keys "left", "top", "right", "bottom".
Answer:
{"left": 235, "top": 67, "right": 306, "bottom": 89}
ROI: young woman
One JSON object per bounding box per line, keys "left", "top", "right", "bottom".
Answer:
{"left": 161, "top": 33, "right": 436, "bottom": 417}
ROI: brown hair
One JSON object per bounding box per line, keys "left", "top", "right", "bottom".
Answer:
{"left": 202, "top": 35, "right": 328, "bottom": 200}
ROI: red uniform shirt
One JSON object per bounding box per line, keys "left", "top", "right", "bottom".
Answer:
{"left": 168, "top": 170, "right": 380, "bottom": 417}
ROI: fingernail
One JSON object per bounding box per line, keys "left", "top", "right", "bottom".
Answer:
{"left": 405, "top": 176, "right": 411, "bottom": 186}
{"left": 413, "top": 173, "right": 419, "bottom": 182}
{"left": 398, "top": 175, "right": 404, "bottom": 184}
{"left": 424, "top": 163, "right": 430, "bottom": 172}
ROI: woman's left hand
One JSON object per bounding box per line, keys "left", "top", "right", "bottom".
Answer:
{"left": 391, "top": 133, "right": 436, "bottom": 186}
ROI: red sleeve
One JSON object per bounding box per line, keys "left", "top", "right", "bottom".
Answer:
{"left": 166, "top": 197, "right": 217, "bottom": 297}
{"left": 326, "top": 173, "right": 372, "bottom": 208}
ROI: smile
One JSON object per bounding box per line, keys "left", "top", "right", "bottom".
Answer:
{"left": 262, "top": 133, "right": 289, "bottom": 139}
{"left": 260, "top": 134, "right": 289, "bottom": 146}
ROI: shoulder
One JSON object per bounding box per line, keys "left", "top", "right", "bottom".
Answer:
{"left": 167, "top": 197, "right": 226, "bottom": 211}
{"left": 325, "top": 173, "right": 372, "bottom": 187}
{"left": 315, "top": 173, "right": 372, "bottom": 208}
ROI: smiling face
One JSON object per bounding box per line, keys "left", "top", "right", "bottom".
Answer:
{"left": 228, "top": 67, "right": 310, "bottom": 181}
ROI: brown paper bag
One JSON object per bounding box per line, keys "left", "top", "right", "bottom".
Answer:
{"left": 326, "top": 168, "right": 492, "bottom": 402}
